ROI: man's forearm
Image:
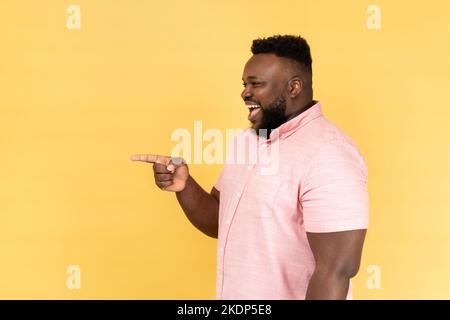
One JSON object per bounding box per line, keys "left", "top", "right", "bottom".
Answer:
{"left": 175, "top": 175, "right": 219, "bottom": 238}
{"left": 305, "top": 269, "right": 350, "bottom": 300}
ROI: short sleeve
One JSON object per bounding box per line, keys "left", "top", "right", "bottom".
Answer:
{"left": 300, "top": 142, "right": 369, "bottom": 233}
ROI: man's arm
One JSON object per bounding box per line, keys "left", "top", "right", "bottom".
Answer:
{"left": 305, "top": 229, "right": 366, "bottom": 299}
{"left": 176, "top": 177, "right": 220, "bottom": 238}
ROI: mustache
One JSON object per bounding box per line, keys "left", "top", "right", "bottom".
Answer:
{"left": 244, "top": 99, "right": 260, "bottom": 105}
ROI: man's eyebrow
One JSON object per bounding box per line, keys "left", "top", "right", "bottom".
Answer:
{"left": 242, "top": 76, "right": 261, "bottom": 81}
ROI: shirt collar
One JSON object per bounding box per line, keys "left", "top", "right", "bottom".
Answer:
{"left": 267, "top": 101, "right": 323, "bottom": 142}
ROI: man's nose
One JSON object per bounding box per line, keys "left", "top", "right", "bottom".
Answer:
{"left": 241, "top": 89, "right": 252, "bottom": 101}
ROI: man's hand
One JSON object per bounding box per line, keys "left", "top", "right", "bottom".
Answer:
{"left": 131, "top": 153, "right": 218, "bottom": 237}
{"left": 130, "top": 154, "right": 189, "bottom": 192}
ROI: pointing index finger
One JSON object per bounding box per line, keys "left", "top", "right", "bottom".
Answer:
{"left": 130, "top": 154, "right": 169, "bottom": 165}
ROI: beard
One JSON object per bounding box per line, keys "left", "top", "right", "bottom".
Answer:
{"left": 251, "top": 96, "right": 288, "bottom": 139}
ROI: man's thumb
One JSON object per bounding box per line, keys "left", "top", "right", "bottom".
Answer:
{"left": 167, "top": 157, "right": 186, "bottom": 172}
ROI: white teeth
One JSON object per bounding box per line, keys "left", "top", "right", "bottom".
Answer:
{"left": 247, "top": 104, "right": 261, "bottom": 109}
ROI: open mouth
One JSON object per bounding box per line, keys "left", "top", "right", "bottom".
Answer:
{"left": 247, "top": 104, "right": 262, "bottom": 122}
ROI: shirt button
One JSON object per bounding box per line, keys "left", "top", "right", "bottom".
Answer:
{"left": 247, "top": 165, "right": 252, "bottom": 170}
{"left": 225, "top": 220, "right": 231, "bottom": 225}
{"left": 219, "top": 247, "right": 224, "bottom": 252}
{"left": 219, "top": 275, "right": 223, "bottom": 279}
{"left": 236, "top": 192, "right": 241, "bottom": 197}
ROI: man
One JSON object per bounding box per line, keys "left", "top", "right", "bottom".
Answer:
{"left": 131, "top": 35, "right": 368, "bottom": 300}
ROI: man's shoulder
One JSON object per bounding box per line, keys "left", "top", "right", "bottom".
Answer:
{"left": 292, "top": 115, "right": 366, "bottom": 170}
{"left": 294, "top": 114, "right": 359, "bottom": 149}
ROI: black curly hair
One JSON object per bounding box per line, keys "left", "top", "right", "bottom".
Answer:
{"left": 251, "top": 35, "right": 312, "bottom": 73}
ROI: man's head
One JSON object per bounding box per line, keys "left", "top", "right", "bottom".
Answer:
{"left": 242, "top": 35, "right": 313, "bottom": 137}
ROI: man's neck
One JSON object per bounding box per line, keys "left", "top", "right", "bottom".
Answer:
{"left": 286, "top": 99, "right": 316, "bottom": 121}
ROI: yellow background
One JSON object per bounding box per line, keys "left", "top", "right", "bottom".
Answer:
{"left": 1, "top": 0, "right": 450, "bottom": 299}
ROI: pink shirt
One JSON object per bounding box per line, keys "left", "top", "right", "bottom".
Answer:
{"left": 214, "top": 102, "right": 369, "bottom": 299}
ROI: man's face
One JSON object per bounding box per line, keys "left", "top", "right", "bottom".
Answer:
{"left": 241, "top": 53, "right": 290, "bottom": 137}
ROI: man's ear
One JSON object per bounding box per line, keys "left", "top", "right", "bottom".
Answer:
{"left": 288, "top": 77, "right": 303, "bottom": 98}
